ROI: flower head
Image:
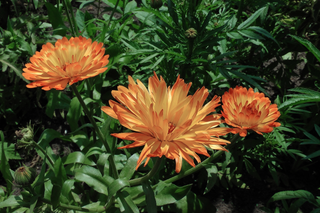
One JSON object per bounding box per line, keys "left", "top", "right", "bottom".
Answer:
{"left": 23, "top": 36, "right": 109, "bottom": 91}
{"left": 221, "top": 86, "right": 281, "bottom": 137}
{"left": 14, "top": 166, "right": 37, "bottom": 186}
{"left": 102, "top": 72, "right": 231, "bottom": 173}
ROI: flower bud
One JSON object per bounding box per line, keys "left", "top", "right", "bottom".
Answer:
{"left": 14, "top": 166, "right": 36, "bottom": 186}
{"left": 150, "top": 0, "right": 163, "bottom": 9}
{"left": 185, "top": 28, "right": 197, "bottom": 39}
{"left": 20, "top": 126, "right": 33, "bottom": 142}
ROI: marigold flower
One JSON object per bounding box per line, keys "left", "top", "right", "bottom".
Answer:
{"left": 23, "top": 36, "right": 109, "bottom": 91}
{"left": 221, "top": 86, "right": 281, "bottom": 137}
{"left": 102, "top": 72, "right": 231, "bottom": 173}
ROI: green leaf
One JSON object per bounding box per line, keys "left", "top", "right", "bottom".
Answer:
{"left": 85, "top": 11, "right": 96, "bottom": 38}
{"left": 60, "top": 180, "right": 75, "bottom": 204}
{"left": 37, "top": 129, "right": 64, "bottom": 170}
{"left": 0, "top": 195, "right": 26, "bottom": 208}
{"left": 167, "top": 0, "right": 179, "bottom": 26}
{"left": 46, "top": 90, "right": 71, "bottom": 118}
{"left": 199, "top": 11, "right": 212, "bottom": 34}
{"left": 75, "top": 166, "right": 112, "bottom": 195}
{"left": 244, "top": 158, "right": 261, "bottom": 180}
{"left": 204, "top": 164, "right": 218, "bottom": 194}
{"left": 45, "top": 2, "right": 67, "bottom": 36}
{"left": 237, "top": 6, "right": 268, "bottom": 30}
{"left": 290, "top": 35, "right": 320, "bottom": 62}
{"left": 62, "top": 151, "right": 95, "bottom": 166}
{"left": 0, "top": 141, "right": 21, "bottom": 160}
{"left": 108, "top": 179, "right": 130, "bottom": 201}
{"left": 269, "top": 190, "right": 317, "bottom": 206}
{"left": 238, "top": 29, "right": 264, "bottom": 40}
{"left": 279, "top": 88, "right": 320, "bottom": 109}
{"left": 124, "top": 1, "right": 137, "bottom": 14}
{"left": 67, "top": 97, "right": 82, "bottom": 132}
{"left": 117, "top": 191, "right": 139, "bottom": 213}
{"left": 142, "top": 182, "right": 157, "bottom": 213}
{"left": 155, "top": 182, "right": 191, "bottom": 206}
{"left": 248, "top": 26, "right": 278, "bottom": 45}
{"left": 33, "top": 0, "right": 39, "bottom": 9}
{"left": 228, "top": 69, "right": 268, "bottom": 96}
{"left": 51, "top": 157, "right": 67, "bottom": 209}
{"left": 119, "top": 153, "right": 139, "bottom": 180}
{"left": 0, "top": 59, "right": 30, "bottom": 83}
{"left": 0, "top": 131, "right": 13, "bottom": 193}
{"left": 162, "top": 191, "right": 215, "bottom": 213}
{"left": 226, "top": 32, "right": 244, "bottom": 39}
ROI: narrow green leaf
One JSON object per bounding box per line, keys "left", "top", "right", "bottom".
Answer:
{"left": 142, "top": 182, "right": 157, "bottom": 213}
{"left": 269, "top": 190, "right": 316, "bottom": 205}
{"left": 0, "top": 131, "right": 13, "bottom": 193}
{"left": 248, "top": 26, "right": 278, "bottom": 45}
{"left": 228, "top": 70, "right": 268, "bottom": 96}
{"left": 237, "top": 6, "right": 268, "bottom": 30}
{"left": 239, "top": 29, "right": 264, "bottom": 39}
{"left": 290, "top": 35, "right": 320, "bottom": 62}
{"left": 45, "top": 2, "right": 67, "bottom": 36}
{"left": 167, "top": 0, "right": 179, "bottom": 26}
{"left": 67, "top": 97, "right": 82, "bottom": 132}
{"left": 0, "top": 59, "right": 30, "bottom": 83}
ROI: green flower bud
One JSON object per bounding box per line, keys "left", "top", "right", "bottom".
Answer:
{"left": 14, "top": 166, "right": 36, "bottom": 186}
{"left": 185, "top": 28, "right": 197, "bottom": 39}
{"left": 20, "top": 127, "right": 33, "bottom": 142}
{"left": 150, "top": 0, "right": 163, "bottom": 9}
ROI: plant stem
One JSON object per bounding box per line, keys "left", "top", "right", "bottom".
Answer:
{"left": 62, "top": 0, "right": 76, "bottom": 36}
{"left": 129, "top": 157, "right": 164, "bottom": 186}
{"left": 164, "top": 134, "right": 241, "bottom": 184}
{"left": 40, "top": 197, "right": 105, "bottom": 212}
{"left": 32, "top": 141, "right": 55, "bottom": 169}
{"left": 71, "top": 84, "right": 119, "bottom": 179}
{"left": 106, "top": 0, "right": 120, "bottom": 30}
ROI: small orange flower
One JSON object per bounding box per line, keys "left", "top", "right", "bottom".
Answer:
{"left": 221, "top": 86, "right": 281, "bottom": 137}
{"left": 102, "top": 72, "right": 231, "bottom": 173}
{"left": 23, "top": 36, "right": 109, "bottom": 91}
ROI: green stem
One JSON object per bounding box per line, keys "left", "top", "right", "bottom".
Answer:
{"left": 106, "top": 0, "right": 120, "bottom": 30}
{"left": 129, "top": 157, "right": 164, "bottom": 186}
{"left": 164, "top": 134, "right": 241, "bottom": 184}
{"left": 40, "top": 197, "right": 105, "bottom": 212}
{"left": 32, "top": 141, "right": 55, "bottom": 169}
{"left": 66, "top": 0, "right": 79, "bottom": 36}
{"left": 71, "top": 85, "right": 119, "bottom": 179}
{"left": 236, "top": 0, "right": 244, "bottom": 21}
{"left": 62, "top": 0, "right": 76, "bottom": 36}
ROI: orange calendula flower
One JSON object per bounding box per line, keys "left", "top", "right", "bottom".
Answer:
{"left": 102, "top": 72, "right": 231, "bottom": 173}
{"left": 221, "top": 86, "right": 281, "bottom": 137}
{"left": 23, "top": 36, "right": 109, "bottom": 91}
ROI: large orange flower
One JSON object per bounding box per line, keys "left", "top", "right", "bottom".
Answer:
{"left": 102, "top": 72, "right": 231, "bottom": 173}
{"left": 23, "top": 36, "right": 109, "bottom": 91}
{"left": 221, "top": 86, "right": 281, "bottom": 137}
